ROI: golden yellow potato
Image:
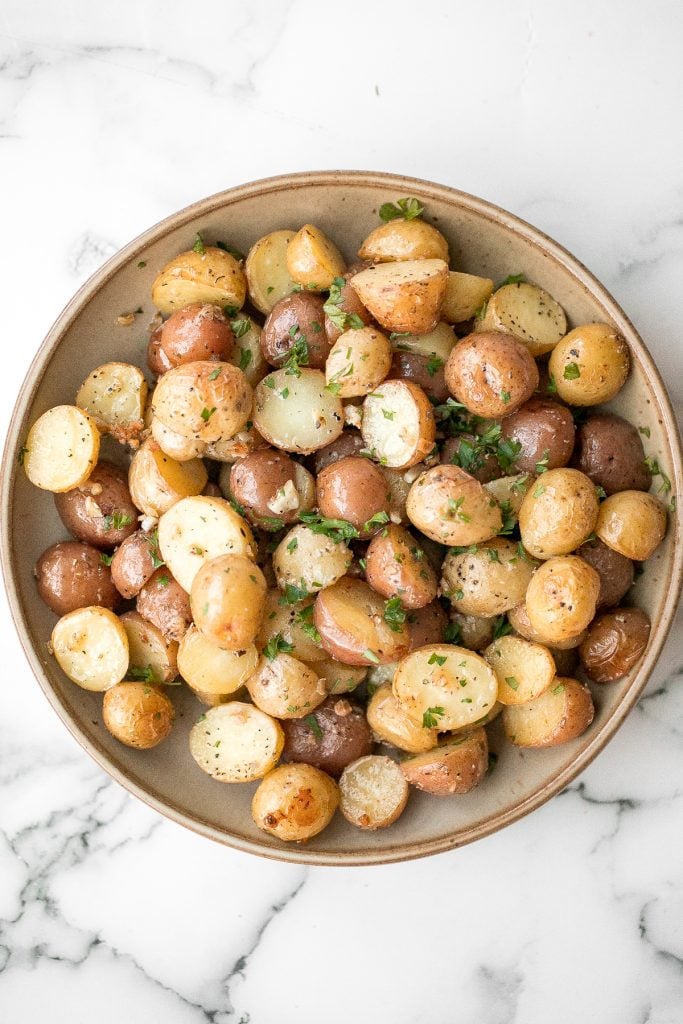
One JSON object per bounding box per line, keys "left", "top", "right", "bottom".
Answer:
{"left": 190, "top": 554, "right": 267, "bottom": 649}
{"left": 406, "top": 465, "right": 502, "bottom": 545}
{"left": 51, "top": 606, "right": 129, "bottom": 692}
{"left": 286, "top": 224, "right": 346, "bottom": 290}
{"left": 120, "top": 610, "right": 178, "bottom": 684}
{"left": 128, "top": 440, "right": 208, "bottom": 518}
{"left": 392, "top": 644, "right": 498, "bottom": 732}
{"left": 76, "top": 363, "right": 148, "bottom": 446}
{"left": 325, "top": 326, "right": 392, "bottom": 397}
{"left": 246, "top": 653, "right": 326, "bottom": 719}
{"left": 484, "top": 634, "right": 556, "bottom": 704}
{"left": 518, "top": 468, "right": 599, "bottom": 559}
{"left": 339, "top": 755, "right": 409, "bottom": 830}
{"left": 508, "top": 602, "right": 587, "bottom": 650}
{"left": 525, "top": 555, "right": 600, "bottom": 644}
{"left": 252, "top": 763, "right": 339, "bottom": 841}
{"left": 390, "top": 321, "right": 456, "bottom": 362}
{"left": 178, "top": 625, "right": 259, "bottom": 695}
{"left": 151, "top": 361, "right": 252, "bottom": 445}
{"left": 245, "top": 229, "right": 298, "bottom": 314}
{"left": 595, "top": 490, "right": 667, "bottom": 560}
{"left": 358, "top": 219, "right": 449, "bottom": 263}
{"left": 350, "top": 259, "right": 449, "bottom": 335}
{"left": 475, "top": 281, "right": 566, "bottom": 356}
{"left": 548, "top": 323, "right": 630, "bottom": 405}
{"left": 152, "top": 246, "right": 246, "bottom": 314}
{"left": 400, "top": 729, "right": 488, "bottom": 795}
{"left": 190, "top": 702, "right": 284, "bottom": 782}
{"left": 503, "top": 678, "right": 594, "bottom": 747}
{"left": 440, "top": 538, "right": 537, "bottom": 616}
{"left": 256, "top": 592, "right": 327, "bottom": 665}
{"left": 367, "top": 683, "right": 438, "bottom": 753}
{"left": 103, "top": 682, "right": 174, "bottom": 749}
{"left": 441, "top": 272, "right": 494, "bottom": 323}
{"left": 23, "top": 406, "right": 100, "bottom": 493}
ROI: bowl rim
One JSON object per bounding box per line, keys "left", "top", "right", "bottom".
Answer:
{"left": 2, "top": 169, "right": 682, "bottom": 866}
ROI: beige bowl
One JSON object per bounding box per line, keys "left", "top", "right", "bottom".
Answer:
{"left": 2, "top": 172, "right": 681, "bottom": 865}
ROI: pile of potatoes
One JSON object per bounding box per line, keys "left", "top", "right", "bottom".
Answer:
{"left": 22, "top": 199, "right": 672, "bottom": 843}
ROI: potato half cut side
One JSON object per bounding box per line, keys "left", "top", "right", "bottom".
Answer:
{"left": 475, "top": 282, "right": 566, "bottom": 356}
{"left": 152, "top": 247, "right": 246, "bottom": 314}
{"left": 503, "top": 678, "right": 595, "bottom": 747}
{"left": 400, "top": 728, "right": 488, "bottom": 796}
{"left": 189, "top": 702, "right": 284, "bottom": 782}
{"left": 314, "top": 577, "right": 410, "bottom": 666}
{"left": 286, "top": 224, "right": 346, "bottom": 290}
{"left": 441, "top": 272, "right": 494, "bottom": 323}
{"left": 350, "top": 259, "right": 449, "bottom": 335}
{"left": 361, "top": 380, "right": 436, "bottom": 469}
{"left": 178, "top": 625, "right": 259, "bottom": 695}
{"left": 253, "top": 369, "right": 344, "bottom": 454}
{"left": 245, "top": 229, "right": 298, "bottom": 314}
{"left": 120, "top": 610, "right": 179, "bottom": 684}
{"left": 76, "top": 362, "right": 148, "bottom": 445}
{"left": 157, "top": 495, "right": 255, "bottom": 592}
{"left": 339, "top": 755, "right": 409, "bottom": 829}
{"left": 128, "top": 441, "right": 208, "bottom": 518}
{"left": 51, "top": 606, "right": 129, "bottom": 691}
{"left": 23, "top": 405, "right": 100, "bottom": 493}
{"left": 392, "top": 644, "right": 498, "bottom": 731}
{"left": 367, "top": 683, "right": 438, "bottom": 754}
{"left": 245, "top": 653, "right": 326, "bottom": 719}
{"left": 483, "top": 634, "right": 555, "bottom": 704}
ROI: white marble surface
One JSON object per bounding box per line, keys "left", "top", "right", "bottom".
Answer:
{"left": 1, "top": 2, "right": 683, "bottom": 1021}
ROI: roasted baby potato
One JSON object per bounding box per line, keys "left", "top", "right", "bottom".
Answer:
{"left": 339, "top": 755, "right": 409, "bottom": 830}
{"left": 406, "top": 465, "right": 502, "bottom": 546}
{"left": 518, "top": 467, "right": 599, "bottom": 559}
{"left": 500, "top": 398, "right": 576, "bottom": 474}
{"left": 389, "top": 350, "right": 450, "bottom": 404}
{"left": 178, "top": 624, "right": 258, "bottom": 698}
{"left": 36, "top": 541, "right": 121, "bottom": 616}
{"left": 508, "top": 601, "right": 587, "bottom": 650}
{"left": 358, "top": 218, "right": 449, "bottom": 263}
{"left": 400, "top": 729, "right": 488, "bottom": 796}
{"left": 576, "top": 538, "right": 634, "bottom": 609}
{"left": 281, "top": 696, "right": 374, "bottom": 777}
{"left": 440, "top": 538, "right": 537, "bottom": 616}
{"left": 525, "top": 555, "right": 601, "bottom": 644}
{"left": 230, "top": 449, "right": 314, "bottom": 529}
{"left": 136, "top": 567, "right": 193, "bottom": 643}
{"left": 246, "top": 652, "right": 326, "bottom": 719}
{"left": 503, "top": 678, "right": 594, "bottom": 747}
{"left": 548, "top": 323, "right": 630, "bottom": 405}
{"left": 76, "top": 362, "right": 148, "bottom": 446}
{"left": 314, "top": 577, "right": 410, "bottom": 665}
{"left": 55, "top": 461, "right": 138, "bottom": 550}
{"left": 350, "top": 259, "right": 449, "bottom": 335}
{"left": 484, "top": 634, "right": 555, "bottom": 704}
{"left": 475, "top": 281, "right": 566, "bottom": 356}
{"left": 152, "top": 360, "right": 252, "bottom": 446}
{"left": 393, "top": 644, "right": 498, "bottom": 731}
{"left": 448, "top": 612, "right": 496, "bottom": 652}
{"left": 579, "top": 607, "right": 651, "bottom": 682}
{"left": 120, "top": 610, "right": 178, "bottom": 684}
{"left": 23, "top": 405, "right": 100, "bottom": 493}
{"left": 260, "top": 292, "right": 329, "bottom": 368}
{"left": 325, "top": 326, "right": 392, "bottom": 397}
{"left": 157, "top": 495, "right": 255, "bottom": 593}
{"left": 245, "top": 229, "right": 298, "bottom": 314}
{"left": 226, "top": 314, "right": 269, "bottom": 386}
{"left": 407, "top": 600, "right": 449, "bottom": 650}
{"left": 286, "top": 224, "right": 346, "bottom": 290}
{"left": 256, "top": 591, "right": 325, "bottom": 665}
{"left": 365, "top": 524, "right": 437, "bottom": 608}
{"left": 595, "top": 490, "right": 667, "bottom": 560}
{"left": 159, "top": 303, "right": 234, "bottom": 367}
{"left": 272, "top": 525, "right": 352, "bottom": 595}
{"left": 367, "top": 683, "right": 438, "bottom": 753}
{"left": 190, "top": 702, "right": 284, "bottom": 782}
{"left": 441, "top": 272, "right": 494, "bottom": 324}
{"left": 128, "top": 440, "right": 208, "bottom": 518}
{"left": 152, "top": 246, "right": 246, "bottom": 314}
{"left": 110, "top": 530, "right": 164, "bottom": 600}
{"left": 573, "top": 413, "right": 652, "bottom": 495}
{"left": 444, "top": 331, "right": 539, "bottom": 418}
{"left": 252, "top": 763, "right": 339, "bottom": 841}
{"left": 313, "top": 430, "right": 367, "bottom": 474}
{"left": 323, "top": 267, "right": 374, "bottom": 343}
{"left": 103, "top": 682, "right": 175, "bottom": 749}
{"left": 361, "top": 380, "right": 436, "bottom": 469}
{"left": 51, "top": 606, "right": 129, "bottom": 691}
{"left": 317, "top": 457, "right": 391, "bottom": 537}
{"left": 253, "top": 368, "right": 344, "bottom": 454}
{"left": 190, "top": 554, "right": 267, "bottom": 649}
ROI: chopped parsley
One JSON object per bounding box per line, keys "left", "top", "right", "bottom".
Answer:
{"left": 443, "top": 621, "right": 462, "bottom": 644}
{"left": 428, "top": 653, "right": 447, "bottom": 666}
{"left": 363, "top": 649, "right": 380, "bottom": 664}
{"left": 533, "top": 484, "right": 546, "bottom": 498}
{"left": 231, "top": 318, "right": 251, "bottom": 339}
{"left": 208, "top": 366, "right": 222, "bottom": 381}
{"left": 17, "top": 445, "right": 28, "bottom": 465}
{"left": 546, "top": 373, "right": 558, "bottom": 394}
{"left": 286, "top": 537, "right": 298, "bottom": 554}
{"left": 192, "top": 233, "right": 206, "bottom": 255}
{"left": 103, "top": 511, "right": 133, "bottom": 531}
{"left": 295, "top": 604, "right": 322, "bottom": 645}
{"left": 299, "top": 511, "right": 359, "bottom": 543}
{"left": 382, "top": 408, "right": 395, "bottom": 420}
{"left": 128, "top": 664, "right": 156, "bottom": 683}
{"left": 280, "top": 582, "right": 310, "bottom": 605}
{"left": 492, "top": 616, "right": 512, "bottom": 641}
{"left": 535, "top": 450, "right": 550, "bottom": 474}
{"left": 304, "top": 714, "right": 323, "bottom": 741}
{"left": 505, "top": 676, "right": 519, "bottom": 691}
{"left": 644, "top": 457, "right": 671, "bottom": 493}
{"left": 447, "top": 497, "right": 470, "bottom": 523}
{"left": 383, "top": 597, "right": 406, "bottom": 632}
{"left": 263, "top": 633, "right": 294, "bottom": 660}
{"left": 323, "top": 277, "right": 364, "bottom": 332}
{"left": 200, "top": 406, "right": 217, "bottom": 422}
{"left": 363, "top": 510, "right": 390, "bottom": 532}
{"left": 239, "top": 348, "right": 252, "bottom": 372}
{"left": 500, "top": 389, "right": 511, "bottom": 405}
{"left": 378, "top": 197, "right": 424, "bottom": 222}
{"left": 99, "top": 552, "right": 113, "bottom": 566}
{"left": 422, "top": 706, "right": 445, "bottom": 728}
{"left": 426, "top": 355, "right": 444, "bottom": 376}
{"left": 497, "top": 273, "right": 525, "bottom": 289}
{"left": 215, "top": 240, "right": 244, "bottom": 261}
{"left": 563, "top": 362, "right": 581, "bottom": 380}
{"left": 497, "top": 500, "right": 516, "bottom": 536}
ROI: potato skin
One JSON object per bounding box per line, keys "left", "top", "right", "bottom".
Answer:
{"left": 500, "top": 398, "right": 576, "bottom": 473}
{"left": 152, "top": 360, "right": 252, "bottom": 445}
{"left": 518, "top": 467, "right": 599, "bottom": 559}
{"left": 314, "top": 577, "right": 410, "bottom": 666}
{"left": 389, "top": 350, "right": 450, "bottom": 404}
{"left": 313, "top": 431, "right": 367, "bottom": 474}
{"left": 406, "top": 465, "right": 502, "bottom": 546}
{"left": 260, "top": 292, "right": 329, "bottom": 368}
{"left": 324, "top": 267, "right": 373, "bottom": 343}
{"left": 159, "top": 303, "right": 235, "bottom": 366}
{"left": 102, "top": 682, "right": 174, "bottom": 749}
{"left": 596, "top": 490, "right": 667, "bottom": 561}
{"left": 350, "top": 259, "right": 449, "bottom": 335}
{"left": 503, "top": 678, "right": 594, "bottom": 747}
{"left": 444, "top": 331, "right": 539, "bottom": 418}
{"left": 317, "top": 457, "right": 391, "bottom": 536}
{"left": 358, "top": 219, "right": 449, "bottom": 263}
{"left": 408, "top": 601, "right": 449, "bottom": 650}
{"left": 576, "top": 538, "right": 634, "bottom": 609}
{"left": 190, "top": 554, "right": 267, "bottom": 650}
{"left": 147, "top": 326, "right": 173, "bottom": 376}
{"left": 441, "top": 538, "right": 537, "bottom": 617}
{"left": 525, "top": 555, "right": 600, "bottom": 644}
{"left": 281, "top": 696, "right": 374, "bottom": 778}
{"left": 136, "top": 567, "right": 192, "bottom": 643}
{"left": 548, "top": 323, "right": 630, "bottom": 405}
{"left": 573, "top": 413, "right": 651, "bottom": 495}
{"left": 365, "top": 525, "right": 437, "bottom": 608}
{"left": 252, "top": 763, "right": 339, "bottom": 842}
{"left": 35, "top": 541, "right": 121, "bottom": 615}
{"left": 400, "top": 729, "right": 488, "bottom": 796}
{"left": 54, "top": 461, "right": 138, "bottom": 550}
{"left": 230, "top": 449, "right": 301, "bottom": 527}
{"left": 151, "top": 246, "right": 246, "bottom": 315}
{"left": 579, "top": 607, "right": 651, "bottom": 682}
{"left": 110, "top": 530, "right": 162, "bottom": 600}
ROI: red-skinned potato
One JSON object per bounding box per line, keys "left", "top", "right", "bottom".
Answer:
{"left": 54, "top": 461, "right": 138, "bottom": 550}
{"left": 147, "top": 326, "right": 173, "bottom": 376}
{"left": 400, "top": 729, "right": 488, "bottom": 795}
{"left": 500, "top": 397, "right": 576, "bottom": 473}
{"left": 230, "top": 449, "right": 312, "bottom": 529}
{"left": 281, "top": 696, "right": 374, "bottom": 778}
{"left": 159, "top": 303, "right": 235, "bottom": 366}
{"left": 444, "top": 331, "right": 539, "bottom": 418}
{"left": 136, "top": 567, "right": 193, "bottom": 643}
{"left": 407, "top": 601, "right": 449, "bottom": 650}
{"left": 260, "top": 292, "right": 330, "bottom": 368}
{"left": 110, "top": 530, "right": 163, "bottom": 600}
{"left": 579, "top": 607, "right": 651, "bottom": 682}
{"left": 389, "top": 350, "right": 450, "bottom": 404}
{"left": 576, "top": 538, "right": 634, "bottom": 609}
{"left": 313, "top": 431, "right": 367, "bottom": 474}
{"left": 317, "top": 457, "right": 391, "bottom": 537}
{"left": 35, "top": 541, "right": 121, "bottom": 615}
{"left": 365, "top": 525, "right": 437, "bottom": 608}
{"left": 573, "top": 413, "right": 652, "bottom": 495}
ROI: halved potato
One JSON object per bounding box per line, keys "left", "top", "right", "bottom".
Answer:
{"left": 367, "top": 683, "right": 438, "bottom": 753}
{"left": 441, "top": 272, "right": 494, "bottom": 323}
{"left": 152, "top": 246, "right": 246, "bottom": 314}
{"left": 151, "top": 417, "right": 206, "bottom": 461}
{"left": 484, "top": 634, "right": 555, "bottom": 704}
{"left": 475, "top": 281, "right": 566, "bottom": 356}
{"left": 157, "top": 495, "right": 255, "bottom": 592}
{"left": 325, "top": 326, "right": 392, "bottom": 398}
{"left": 350, "top": 259, "right": 449, "bottom": 334}
{"left": 503, "top": 678, "right": 594, "bottom": 747}
{"left": 440, "top": 538, "right": 537, "bottom": 616}
{"left": 484, "top": 473, "right": 533, "bottom": 517}
{"left": 301, "top": 658, "right": 366, "bottom": 694}
{"left": 51, "top": 606, "right": 129, "bottom": 692}
{"left": 257, "top": 592, "right": 327, "bottom": 664}
{"left": 128, "top": 440, "right": 208, "bottom": 518}
{"left": 152, "top": 361, "right": 252, "bottom": 445}
{"left": 508, "top": 601, "right": 587, "bottom": 650}
{"left": 245, "top": 229, "right": 298, "bottom": 314}
{"left": 361, "top": 380, "right": 436, "bottom": 469}
{"left": 253, "top": 368, "right": 344, "bottom": 454}
{"left": 120, "top": 610, "right": 178, "bottom": 684}
{"left": 245, "top": 653, "right": 326, "bottom": 719}
{"left": 314, "top": 577, "right": 410, "bottom": 666}
{"left": 189, "top": 702, "right": 284, "bottom": 782}
{"left": 406, "top": 465, "right": 502, "bottom": 545}
{"left": 392, "top": 644, "right": 498, "bottom": 731}
{"left": 76, "top": 362, "right": 148, "bottom": 446}
{"left": 400, "top": 728, "right": 488, "bottom": 795}
{"left": 226, "top": 314, "right": 269, "bottom": 386}
{"left": 286, "top": 224, "right": 346, "bottom": 290}
{"left": 272, "top": 526, "right": 352, "bottom": 596}
{"left": 358, "top": 220, "right": 449, "bottom": 263}
{"left": 178, "top": 625, "right": 259, "bottom": 695}
{"left": 251, "top": 763, "right": 339, "bottom": 841}
{"left": 23, "top": 405, "right": 100, "bottom": 493}
{"left": 339, "top": 755, "right": 409, "bottom": 829}
{"left": 390, "top": 321, "right": 456, "bottom": 362}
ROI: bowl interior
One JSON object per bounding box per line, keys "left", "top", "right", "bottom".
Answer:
{"left": 2, "top": 172, "right": 681, "bottom": 864}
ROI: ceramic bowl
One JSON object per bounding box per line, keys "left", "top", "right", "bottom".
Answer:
{"left": 2, "top": 171, "right": 681, "bottom": 865}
